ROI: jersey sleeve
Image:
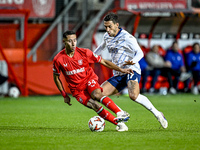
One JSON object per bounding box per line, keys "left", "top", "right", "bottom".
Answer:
{"left": 93, "top": 34, "right": 107, "bottom": 55}
{"left": 53, "top": 58, "right": 61, "bottom": 75}
{"left": 86, "top": 49, "right": 102, "bottom": 64}
{"left": 126, "top": 35, "right": 144, "bottom": 63}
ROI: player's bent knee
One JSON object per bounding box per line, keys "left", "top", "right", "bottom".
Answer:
{"left": 91, "top": 90, "right": 103, "bottom": 101}
{"left": 129, "top": 92, "right": 139, "bottom": 101}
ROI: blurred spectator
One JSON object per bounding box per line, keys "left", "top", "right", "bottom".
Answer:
{"left": 164, "top": 41, "right": 191, "bottom": 94}
{"left": 186, "top": 43, "right": 200, "bottom": 95}
{"left": 145, "top": 45, "right": 168, "bottom": 93}
{"left": 139, "top": 57, "right": 151, "bottom": 93}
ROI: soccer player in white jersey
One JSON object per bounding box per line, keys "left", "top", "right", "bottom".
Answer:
{"left": 94, "top": 12, "right": 168, "bottom": 129}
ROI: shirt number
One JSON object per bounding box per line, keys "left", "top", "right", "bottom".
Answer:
{"left": 128, "top": 73, "right": 134, "bottom": 80}
{"left": 88, "top": 80, "right": 96, "bottom": 87}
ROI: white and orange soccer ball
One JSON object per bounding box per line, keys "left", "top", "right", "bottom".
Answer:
{"left": 88, "top": 116, "right": 105, "bottom": 132}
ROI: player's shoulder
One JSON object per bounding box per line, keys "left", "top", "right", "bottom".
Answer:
{"left": 121, "top": 30, "right": 137, "bottom": 45}
{"left": 119, "top": 29, "right": 135, "bottom": 42}
{"left": 76, "top": 47, "right": 89, "bottom": 52}
{"left": 76, "top": 47, "right": 91, "bottom": 54}
{"left": 103, "top": 32, "right": 109, "bottom": 39}
{"left": 76, "top": 47, "right": 94, "bottom": 57}
{"left": 121, "top": 29, "right": 134, "bottom": 38}
{"left": 53, "top": 49, "right": 65, "bottom": 61}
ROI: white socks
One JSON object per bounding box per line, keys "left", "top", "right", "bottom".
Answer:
{"left": 135, "top": 94, "right": 160, "bottom": 117}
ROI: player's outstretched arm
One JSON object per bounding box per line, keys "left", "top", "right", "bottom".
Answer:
{"left": 100, "top": 58, "right": 133, "bottom": 74}
{"left": 53, "top": 73, "right": 72, "bottom": 106}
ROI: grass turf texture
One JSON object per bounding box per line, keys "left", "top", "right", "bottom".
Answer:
{"left": 0, "top": 94, "right": 199, "bottom": 150}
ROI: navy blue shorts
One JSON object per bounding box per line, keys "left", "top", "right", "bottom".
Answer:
{"left": 107, "top": 71, "right": 141, "bottom": 92}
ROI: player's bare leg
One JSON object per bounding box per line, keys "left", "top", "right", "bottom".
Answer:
{"left": 127, "top": 80, "right": 140, "bottom": 100}
{"left": 101, "top": 81, "right": 118, "bottom": 96}
{"left": 127, "top": 80, "right": 168, "bottom": 129}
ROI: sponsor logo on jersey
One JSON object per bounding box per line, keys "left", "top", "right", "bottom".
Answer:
{"left": 66, "top": 67, "right": 85, "bottom": 75}
{"left": 78, "top": 59, "right": 83, "bottom": 65}
{"left": 63, "top": 63, "right": 67, "bottom": 67}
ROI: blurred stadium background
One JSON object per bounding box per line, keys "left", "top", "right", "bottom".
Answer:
{"left": 0, "top": 0, "right": 200, "bottom": 97}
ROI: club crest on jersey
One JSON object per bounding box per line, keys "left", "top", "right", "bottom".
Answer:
{"left": 63, "top": 63, "right": 67, "bottom": 67}
{"left": 78, "top": 59, "right": 83, "bottom": 65}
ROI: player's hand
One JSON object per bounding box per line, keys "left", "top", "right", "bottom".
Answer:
{"left": 64, "top": 96, "right": 72, "bottom": 106}
{"left": 123, "top": 60, "right": 135, "bottom": 66}
{"left": 120, "top": 68, "right": 133, "bottom": 74}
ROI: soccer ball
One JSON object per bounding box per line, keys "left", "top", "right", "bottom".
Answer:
{"left": 88, "top": 116, "right": 105, "bottom": 132}
{"left": 8, "top": 87, "right": 20, "bottom": 98}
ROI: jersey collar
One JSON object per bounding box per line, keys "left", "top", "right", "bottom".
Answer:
{"left": 115, "top": 28, "right": 122, "bottom": 37}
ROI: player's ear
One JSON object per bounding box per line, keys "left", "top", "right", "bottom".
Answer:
{"left": 63, "top": 37, "right": 67, "bottom": 43}
{"left": 116, "top": 23, "right": 119, "bottom": 27}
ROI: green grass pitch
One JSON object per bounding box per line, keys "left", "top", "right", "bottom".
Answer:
{"left": 0, "top": 94, "right": 200, "bottom": 150}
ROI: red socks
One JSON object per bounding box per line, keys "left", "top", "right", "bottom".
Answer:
{"left": 96, "top": 106, "right": 117, "bottom": 125}
{"left": 100, "top": 96, "right": 121, "bottom": 114}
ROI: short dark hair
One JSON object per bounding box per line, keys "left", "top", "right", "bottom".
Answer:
{"left": 172, "top": 40, "right": 178, "bottom": 46}
{"left": 63, "top": 30, "right": 76, "bottom": 38}
{"left": 104, "top": 12, "right": 118, "bottom": 24}
{"left": 192, "top": 42, "right": 200, "bottom": 49}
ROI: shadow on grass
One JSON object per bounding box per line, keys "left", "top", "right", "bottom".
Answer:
{"left": 1, "top": 125, "right": 198, "bottom": 134}
{"left": 0, "top": 125, "right": 110, "bottom": 134}
{"left": 0, "top": 125, "right": 164, "bottom": 133}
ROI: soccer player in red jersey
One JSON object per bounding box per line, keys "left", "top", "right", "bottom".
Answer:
{"left": 53, "top": 30, "right": 132, "bottom": 131}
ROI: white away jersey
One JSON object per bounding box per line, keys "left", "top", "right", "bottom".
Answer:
{"left": 94, "top": 28, "right": 144, "bottom": 76}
